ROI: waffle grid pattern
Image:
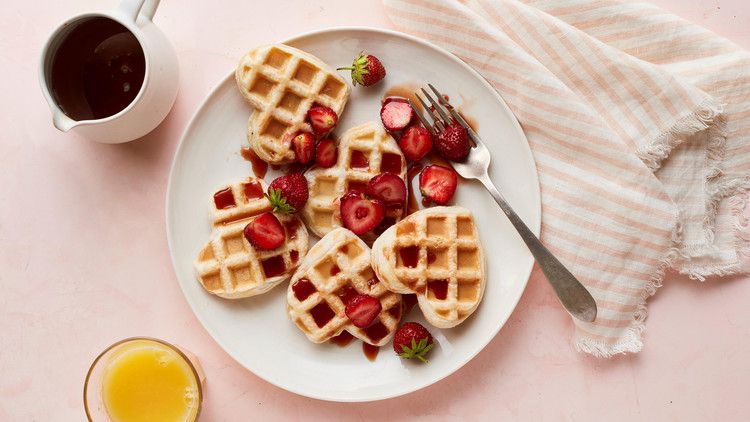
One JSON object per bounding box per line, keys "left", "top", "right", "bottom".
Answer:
{"left": 373, "top": 207, "right": 485, "bottom": 327}
{"left": 287, "top": 228, "right": 401, "bottom": 346}
{"left": 236, "top": 44, "right": 350, "bottom": 163}
{"left": 302, "top": 122, "right": 407, "bottom": 239}
{"left": 194, "top": 178, "right": 308, "bottom": 299}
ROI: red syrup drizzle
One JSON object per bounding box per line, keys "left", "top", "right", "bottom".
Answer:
{"left": 213, "top": 188, "right": 236, "bottom": 209}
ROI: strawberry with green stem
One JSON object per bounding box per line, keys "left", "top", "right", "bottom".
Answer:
{"left": 337, "top": 52, "right": 386, "bottom": 87}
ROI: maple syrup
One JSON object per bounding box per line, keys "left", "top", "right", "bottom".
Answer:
{"left": 240, "top": 147, "right": 268, "bottom": 179}
{"left": 310, "top": 302, "right": 335, "bottom": 328}
{"left": 380, "top": 153, "right": 403, "bottom": 174}
{"left": 284, "top": 219, "right": 300, "bottom": 239}
{"left": 292, "top": 278, "right": 316, "bottom": 301}
{"left": 242, "top": 179, "right": 264, "bottom": 200}
{"left": 363, "top": 321, "right": 389, "bottom": 343}
{"left": 428, "top": 279, "right": 449, "bottom": 300}
{"left": 403, "top": 294, "right": 418, "bottom": 314}
{"left": 347, "top": 181, "right": 368, "bottom": 194}
{"left": 387, "top": 305, "right": 401, "bottom": 319}
{"left": 336, "top": 285, "right": 358, "bottom": 305}
{"left": 427, "top": 250, "right": 437, "bottom": 264}
{"left": 49, "top": 17, "right": 145, "bottom": 121}
{"left": 383, "top": 84, "right": 422, "bottom": 109}
{"left": 330, "top": 331, "right": 354, "bottom": 347}
{"left": 350, "top": 150, "right": 369, "bottom": 169}
{"left": 399, "top": 246, "right": 419, "bottom": 268}
{"left": 261, "top": 255, "right": 286, "bottom": 278}
{"left": 213, "top": 188, "right": 236, "bottom": 209}
{"left": 330, "top": 264, "right": 341, "bottom": 276}
{"left": 362, "top": 343, "right": 380, "bottom": 361}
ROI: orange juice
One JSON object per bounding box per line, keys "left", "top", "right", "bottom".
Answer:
{"left": 100, "top": 339, "right": 200, "bottom": 422}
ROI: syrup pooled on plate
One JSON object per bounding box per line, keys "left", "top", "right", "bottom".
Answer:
{"left": 49, "top": 17, "right": 145, "bottom": 121}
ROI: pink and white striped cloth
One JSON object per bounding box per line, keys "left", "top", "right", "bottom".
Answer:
{"left": 384, "top": 0, "right": 750, "bottom": 356}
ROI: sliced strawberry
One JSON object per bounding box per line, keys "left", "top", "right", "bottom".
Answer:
{"left": 306, "top": 105, "right": 338, "bottom": 134}
{"left": 366, "top": 173, "right": 406, "bottom": 205}
{"left": 292, "top": 132, "right": 315, "bottom": 164}
{"left": 399, "top": 125, "right": 433, "bottom": 161}
{"left": 345, "top": 294, "right": 382, "bottom": 328}
{"left": 315, "top": 138, "right": 338, "bottom": 168}
{"left": 340, "top": 191, "right": 386, "bottom": 235}
{"left": 380, "top": 97, "right": 413, "bottom": 131}
{"left": 419, "top": 165, "right": 458, "bottom": 205}
{"left": 243, "top": 212, "right": 285, "bottom": 250}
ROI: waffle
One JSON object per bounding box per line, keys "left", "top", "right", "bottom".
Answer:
{"left": 194, "top": 177, "right": 309, "bottom": 299}
{"left": 302, "top": 121, "right": 407, "bottom": 241}
{"left": 235, "top": 44, "right": 351, "bottom": 164}
{"left": 286, "top": 228, "right": 402, "bottom": 346}
{"left": 371, "top": 206, "right": 485, "bottom": 328}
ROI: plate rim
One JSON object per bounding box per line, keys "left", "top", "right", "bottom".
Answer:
{"left": 165, "top": 25, "right": 541, "bottom": 402}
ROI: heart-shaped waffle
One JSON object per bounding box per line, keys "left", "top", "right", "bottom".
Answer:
{"left": 286, "top": 228, "right": 402, "bottom": 346}
{"left": 235, "top": 44, "right": 350, "bottom": 164}
{"left": 371, "top": 206, "right": 485, "bottom": 328}
{"left": 194, "top": 177, "right": 309, "bottom": 299}
{"left": 302, "top": 121, "right": 407, "bottom": 241}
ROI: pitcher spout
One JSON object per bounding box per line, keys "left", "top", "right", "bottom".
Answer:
{"left": 52, "top": 112, "right": 77, "bottom": 132}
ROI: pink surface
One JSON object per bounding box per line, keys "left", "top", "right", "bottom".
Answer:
{"left": 1, "top": 0, "right": 749, "bottom": 420}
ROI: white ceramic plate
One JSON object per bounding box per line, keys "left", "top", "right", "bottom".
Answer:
{"left": 166, "top": 27, "right": 540, "bottom": 402}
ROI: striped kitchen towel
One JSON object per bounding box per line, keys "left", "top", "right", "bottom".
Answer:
{"left": 384, "top": 0, "right": 750, "bottom": 356}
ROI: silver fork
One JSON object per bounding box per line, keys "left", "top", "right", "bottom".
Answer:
{"left": 412, "top": 84, "right": 597, "bottom": 322}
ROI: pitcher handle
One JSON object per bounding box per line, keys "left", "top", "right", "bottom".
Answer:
{"left": 118, "top": 0, "right": 161, "bottom": 22}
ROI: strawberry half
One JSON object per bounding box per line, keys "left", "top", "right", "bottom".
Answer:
{"left": 337, "top": 52, "right": 386, "bottom": 87}
{"left": 345, "top": 294, "right": 382, "bottom": 328}
{"left": 306, "top": 105, "right": 338, "bottom": 134}
{"left": 366, "top": 173, "right": 406, "bottom": 206}
{"left": 419, "top": 165, "right": 458, "bottom": 205}
{"left": 399, "top": 125, "right": 433, "bottom": 161}
{"left": 393, "top": 322, "right": 434, "bottom": 363}
{"left": 435, "top": 122, "right": 471, "bottom": 161}
{"left": 243, "top": 212, "right": 285, "bottom": 250}
{"left": 292, "top": 132, "right": 315, "bottom": 164}
{"left": 267, "top": 173, "right": 309, "bottom": 214}
{"left": 380, "top": 97, "right": 413, "bottom": 131}
{"left": 315, "top": 138, "right": 338, "bottom": 168}
{"left": 339, "top": 191, "right": 386, "bottom": 235}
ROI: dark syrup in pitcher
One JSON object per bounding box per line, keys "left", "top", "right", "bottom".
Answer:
{"left": 49, "top": 17, "right": 145, "bottom": 120}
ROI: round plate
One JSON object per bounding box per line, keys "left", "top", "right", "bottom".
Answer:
{"left": 166, "top": 27, "right": 540, "bottom": 402}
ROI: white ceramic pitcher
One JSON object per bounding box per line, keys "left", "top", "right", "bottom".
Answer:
{"left": 39, "top": 0, "right": 178, "bottom": 144}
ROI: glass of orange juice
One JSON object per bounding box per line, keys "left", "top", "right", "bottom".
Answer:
{"left": 84, "top": 337, "right": 204, "bottom": 422}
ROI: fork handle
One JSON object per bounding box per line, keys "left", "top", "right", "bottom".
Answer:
{"left": 478, "top": 176, "right": 597, "bottom": 322}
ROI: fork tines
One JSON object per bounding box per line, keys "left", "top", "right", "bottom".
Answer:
{"left": 411, "top": 83, "right": 478, "bottom": 146}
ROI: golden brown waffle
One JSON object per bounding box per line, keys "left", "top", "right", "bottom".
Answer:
{"left": 286, "top": 228, "right": 402, "bottom": 346}
{"left": 194, "top": 177, "right": 309, "bottom": 299}
{"left": 371, "top": 206, "right": 485, "bottom": 328}
{"left": 302, "top": 121, "right": 407, "bottom": 241}
{"left": 235, "top": 44, "right": 350, "bottom": 164}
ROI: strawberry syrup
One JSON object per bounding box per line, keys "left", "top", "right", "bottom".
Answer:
{"left": 240, "top": 146, "right": 268, "bottom": 179}
{"left": 362, "top": 343, "right": 380, "bottom": 361}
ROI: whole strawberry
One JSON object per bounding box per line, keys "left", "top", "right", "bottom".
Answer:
{"left": 337, "top": 52, "right": 385, "bottom": 87}
{"left": 267, "top": 173, "right": 309, "bottom": 214}
{"left": 393, "top": 322, "right": 434, "bottom": 363}
{"left": 435, "top": 122, "right": 471, "bottom": 161}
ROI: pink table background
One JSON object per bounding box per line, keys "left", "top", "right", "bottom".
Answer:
{"left": 2, "top": 0, "right": 749, "bottom": 420}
